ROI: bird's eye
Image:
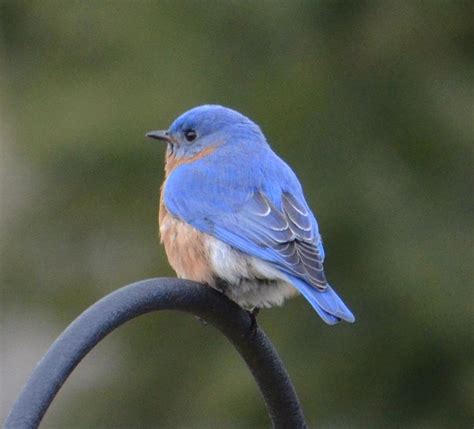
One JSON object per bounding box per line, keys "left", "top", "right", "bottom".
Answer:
{"left": 184, "top": 129, "right": 197, "bottom": 142}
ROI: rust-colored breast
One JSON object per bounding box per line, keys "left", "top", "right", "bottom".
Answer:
{"left": 158, "top": 148, "right": 217, "bottom": 284}
{"left": 159, "top": 206, "right": 214, "bottom": 284}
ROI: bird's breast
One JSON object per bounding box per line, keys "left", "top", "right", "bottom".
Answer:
{"left": 158, "top": 145, "right": 222, "bottom": 284}
{"left": 159, "top": 205, "right": 214, "bottom": 285}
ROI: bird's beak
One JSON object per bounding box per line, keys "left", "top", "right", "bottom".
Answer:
{"left": 145, "top": 130, "right": 171, "bottom": 142}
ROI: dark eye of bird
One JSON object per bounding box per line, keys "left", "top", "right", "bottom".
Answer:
{"left": 184, "top": 129, "right": 197, "bottom": 142}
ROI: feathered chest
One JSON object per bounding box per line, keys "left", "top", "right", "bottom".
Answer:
{"left": 158, "top": 151, "right": 216, "bottom": 284}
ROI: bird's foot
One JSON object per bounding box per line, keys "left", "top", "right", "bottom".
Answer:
{"left": 246, "top": 307, "right": 260, "bottom": 339}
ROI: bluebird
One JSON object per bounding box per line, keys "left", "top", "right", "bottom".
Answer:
{"left": 146, "top": 105, "right": 355, "bottom": 324}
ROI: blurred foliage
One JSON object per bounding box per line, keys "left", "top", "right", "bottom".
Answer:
{"left": 1, "top": 1, "right": 473, "bottom": 428}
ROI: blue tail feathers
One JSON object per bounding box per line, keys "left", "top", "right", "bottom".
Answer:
{"left": 289, "top": 276, "right": 355, "bottom": 325}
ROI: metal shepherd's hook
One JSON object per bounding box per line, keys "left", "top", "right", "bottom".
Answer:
{"left": 4, "top": 278, "right": 307, "bottom": 429}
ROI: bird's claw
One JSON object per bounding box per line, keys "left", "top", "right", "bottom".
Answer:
{"left": 246, "top": 308, "right": 260, "bottom": 339}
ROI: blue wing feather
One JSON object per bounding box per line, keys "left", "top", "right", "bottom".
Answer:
{"left": 164, "top": 142, "right": 354, "bottom": 324}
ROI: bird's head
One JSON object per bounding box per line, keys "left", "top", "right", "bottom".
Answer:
{"left": 146, "top": 105, "right": 263, "bottom": 159}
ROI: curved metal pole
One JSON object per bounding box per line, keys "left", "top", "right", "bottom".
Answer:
{"left": 4, "top": 278, "right": 307, "bottom": 429}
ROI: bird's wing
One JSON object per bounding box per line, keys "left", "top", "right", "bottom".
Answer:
{"left": 213, "top": 190, "right": 328, "bottom": 290}
{"left": 164, "top": 160, "right": 354, "bottom": 324}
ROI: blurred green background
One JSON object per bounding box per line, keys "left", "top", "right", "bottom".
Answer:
{"left": 1, "top": 1, "right": 473, "bottom": 428}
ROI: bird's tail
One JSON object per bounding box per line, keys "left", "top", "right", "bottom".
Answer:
{"left": 289, "top": 276, "right": 355, "bottom": 325}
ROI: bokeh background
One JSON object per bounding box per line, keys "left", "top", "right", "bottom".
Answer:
{"left": 1, "top": 1, "right": 473, "bottom": 428}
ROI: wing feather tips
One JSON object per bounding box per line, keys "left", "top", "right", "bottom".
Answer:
{"left": 289, "top": 277, "right": 355, "bottom": 324}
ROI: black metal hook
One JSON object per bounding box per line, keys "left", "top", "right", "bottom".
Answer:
{"left": 4, "top": 278, "right": 307, "bottom": 429}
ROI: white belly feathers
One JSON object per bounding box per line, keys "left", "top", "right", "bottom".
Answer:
{"left": 205, "top": 235, "right": 298, "bottom": 309}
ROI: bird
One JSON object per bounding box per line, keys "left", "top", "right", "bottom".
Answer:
{"left": 146, "top": 105, "right": 355, "bottom": 325}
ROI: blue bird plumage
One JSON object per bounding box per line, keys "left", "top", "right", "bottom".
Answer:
{"left": 149, "top": 105, "right": 355, "bottom": 324}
